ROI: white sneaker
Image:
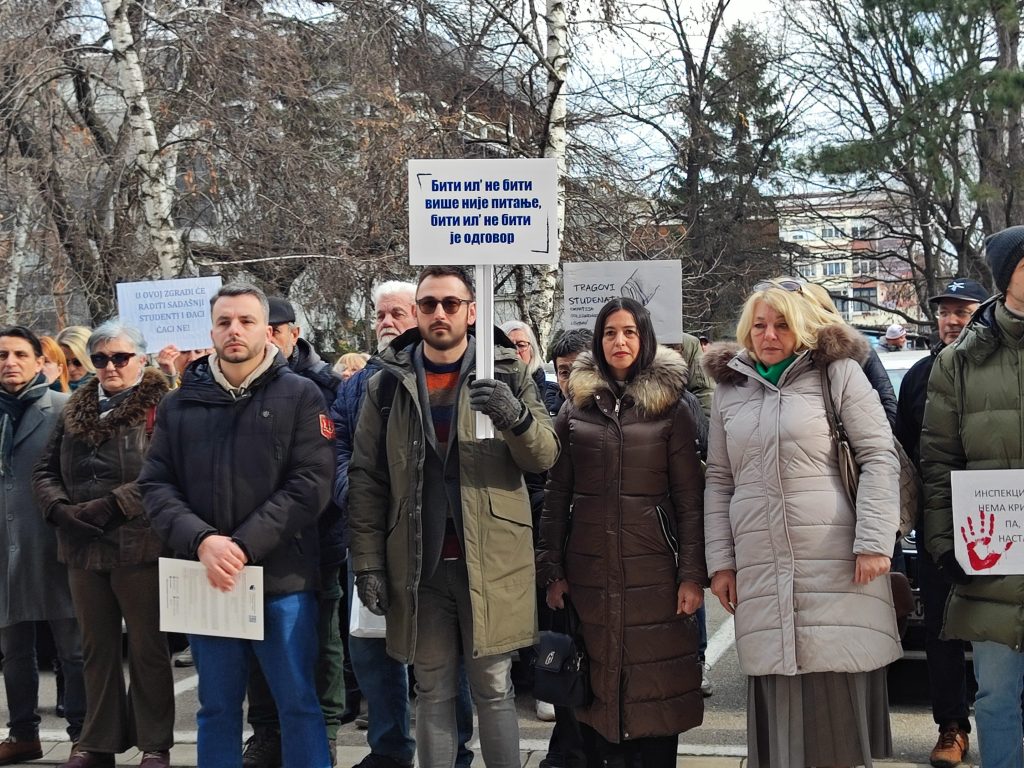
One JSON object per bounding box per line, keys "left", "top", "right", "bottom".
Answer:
{"left": 535, "top": 699, "right": 556, "bottom": 721}
{"left": 700, "top": 664, "right": 714, "bottom": 697}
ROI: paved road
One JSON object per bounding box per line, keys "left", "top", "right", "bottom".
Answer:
{"left": 3, "top": 596, "right": 959, "bottom": 766}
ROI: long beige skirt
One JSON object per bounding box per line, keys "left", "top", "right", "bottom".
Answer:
{"left": 747, "top": 669, "right": 892, "bottom": 767}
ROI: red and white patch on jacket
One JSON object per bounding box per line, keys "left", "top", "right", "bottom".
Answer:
{"left": 319, "top": 414, "right": 335, "bottom": 440}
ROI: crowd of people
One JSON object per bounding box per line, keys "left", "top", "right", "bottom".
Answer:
{"left": 2, "top": 227, "right": 1024, "bottom": 768}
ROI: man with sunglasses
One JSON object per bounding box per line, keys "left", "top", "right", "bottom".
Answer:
{"left": 140, "top": 283, "right": 336, "bottom": 768}
{"left": 0, "top": 326, "right": 85, "bottom": 765}
{"left": 348, "top": 265, "right": 558, "bottom": 768}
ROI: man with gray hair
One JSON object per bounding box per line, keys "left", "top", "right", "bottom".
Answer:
{"left": 139, "top": 283, "right": 336, "bottom": 768}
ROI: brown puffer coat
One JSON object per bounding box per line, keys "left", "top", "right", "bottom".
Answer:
{"left": 34, "top": 368, "right": 168, "bottom": 570}
{"left": 537, "top": 346, "right": 707, "bottom": 743}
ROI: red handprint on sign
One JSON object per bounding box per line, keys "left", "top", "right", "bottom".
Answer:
{"left": 961, "top": 508, "right": 1014, "bottom": 570}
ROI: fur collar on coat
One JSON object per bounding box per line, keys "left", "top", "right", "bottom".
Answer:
{"left": 568, "top": 345, "right": 688, "bottom": 419}
{"left": 64, "top": 367, "right": 168, "bottom": 445}
{"left": 702, "top": 322, "right": 870, "bottom": 387}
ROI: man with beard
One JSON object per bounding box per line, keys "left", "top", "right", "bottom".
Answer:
{"left": 139, "top": 283, "right": 335, "bottom": 768}
{"left": 348, "top": 266, "right": 558, "bottom": 768}
{"left": 330, "top": 280, "right": 476, "bottom": 768}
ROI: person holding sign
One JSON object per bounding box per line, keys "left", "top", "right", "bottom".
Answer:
{"left": 348, "top": 266, "right": 557, "bottom": 768}
{"left": 138, "top": 283, "right": 335, "bottom": 768}
{"left": 34, "top": 321, "right": 173, "bottom": 768}
{"left": 921, "top": 226, "right": 1024, "bottom": 768}
{"left": 703, "top": 281, "right": 901, "bottom": 768}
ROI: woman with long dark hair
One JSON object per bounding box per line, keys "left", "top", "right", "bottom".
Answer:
{"left": 537, "top": 297, "right": 707, "bottom": 767}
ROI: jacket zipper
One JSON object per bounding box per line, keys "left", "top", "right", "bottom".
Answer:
{"left": 656, "top": 505, "right": 679, "bottom": 569}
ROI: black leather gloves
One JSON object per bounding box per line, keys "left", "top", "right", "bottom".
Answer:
{"left": 76, "top": 495, "right": 122, "bottom": 530}
{"left": 356, "top": 570, "right": 389, "bottom": 616}
{"left": 49, "top": 503, "right": 104, "bottom": 539}
{"left": 469, "top": 378, "right": 525, "bottom": 431}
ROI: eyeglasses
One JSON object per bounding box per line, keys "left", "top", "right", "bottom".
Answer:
{"left": 416, "top": 296, "right": 472, "bottom": 314}
{"left": 753, "top": 279, "right": 804, "bottom": 293}
{"left": 513, "top": 341, "right": 532, "bottom": 351}
{"left": 66, "top": 358, "right": 84, "bottom": 368}
{"left": 90, "top": 352, "right": 135, "bottom": 369}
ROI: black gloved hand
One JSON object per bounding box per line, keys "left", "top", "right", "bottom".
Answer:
{"left": 937, "top": 551, "right": 972, "bottom": 586}
{"left": 76, "top": 495, "right": 122, "bottom": 530}
{"left": 49, "top": 503, "right": 104, "bottom": 540}
{"left": 469, "top": 378, "right": 525, "bottom": 431}
{"left": 356, "top": 570, "right": 389, "bottom": 616}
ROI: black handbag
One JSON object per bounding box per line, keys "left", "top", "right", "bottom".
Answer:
{"left": 532, "top": 599, "right": 592, "bottom": 708}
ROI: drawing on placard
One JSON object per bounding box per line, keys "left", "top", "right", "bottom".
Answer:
{"left": 620, "top": 268, "right": 659, "bottom": 306}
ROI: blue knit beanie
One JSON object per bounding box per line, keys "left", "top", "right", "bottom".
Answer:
{"left": 985, "top": 225, "right": 1024, "bottom": 293}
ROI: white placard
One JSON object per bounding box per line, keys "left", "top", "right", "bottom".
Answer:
{"left": 563, "top": 260, "right": 683, "bottom": 343}
{"left": 158, "top": 557, "right": 264, "bottom": 640}
{"left": 950, "top": 469, "right": 1024, "bottom": 575}
{"left": 116, "top": 276, "right": 222, "bottom": 352}
{"left": 408, "top": 159, "right": 558, "bottom": 265}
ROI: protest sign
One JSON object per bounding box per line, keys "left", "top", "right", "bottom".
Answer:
{"left": 116, "top": 276, "right": 222, "bottom": 352}
{"left": 408, "top": 158, "right": 558, "bottom": 265}
{"left": 950, "top": 469, "right": 1024, "bottom": 575}
{"left": 563, "top": 260, "right": 683, "bottom": 343}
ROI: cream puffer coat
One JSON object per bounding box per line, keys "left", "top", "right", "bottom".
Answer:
{"left": 703, "top": 323, "right": 903, "bottom": 677}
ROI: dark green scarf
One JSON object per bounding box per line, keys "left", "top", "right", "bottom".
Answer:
{"left": 755, "top": 354, "right": 798, "bottom": 386}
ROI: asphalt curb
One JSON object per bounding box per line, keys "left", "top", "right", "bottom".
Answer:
{"left": 15, "top": 742, "right": 939, "bottom": 767}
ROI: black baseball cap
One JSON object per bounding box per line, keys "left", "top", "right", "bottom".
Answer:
{"left": 267, "top": 297, "right": 296, "bottom": 325}
{"left": 928, "top": 278, "right": 990, "bottom": 305}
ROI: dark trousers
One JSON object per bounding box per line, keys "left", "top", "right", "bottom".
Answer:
{"left": 915, "top": 537, "right": 971, "bottom": 731}
{"left": 248, "top": 565, "right": 345, "bottom": 740}
{"left": 579, "top": 723, "right": 677, "bottom": 768}
{"left": 69, "top": 563, "right": 174, "bottom": 752}
{"left": 0, "top": 617, "right": 85, "bottom": 741}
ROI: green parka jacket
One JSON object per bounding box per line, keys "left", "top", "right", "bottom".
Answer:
{"left": 347, "top": 328, "right": 559, "bottom": 662}
{"left": 922, "top": 298, "right": 1024, "bottom": 650}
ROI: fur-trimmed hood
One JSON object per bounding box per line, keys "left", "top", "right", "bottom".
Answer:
{"left": 569, "top": 345, "right": 688, "bottom": 418}
{"left": 64, "top": 367, "right": 168, "bottom": 445}
{"left": 702, "top": 322, "right": 870, "bottom": 387}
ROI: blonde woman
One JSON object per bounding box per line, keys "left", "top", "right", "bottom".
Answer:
{"left": 703, "top": 279, "right": 901, "bottom": 767}
{"left": 333, "top": 352, "right": 368, "bottom": 381}
{"left": 56, "top": 326, "right": 95, "bottom": 391}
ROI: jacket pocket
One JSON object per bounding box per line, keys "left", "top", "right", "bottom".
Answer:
{"left": 656, "top": 504, "right": 679, "bottom": 569}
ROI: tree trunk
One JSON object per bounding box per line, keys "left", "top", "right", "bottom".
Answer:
{"left": 101, "top": 0, "right": 182, "bottom": 278}
{"left": 5, "top": 199, "right": 29, "bottom": 324}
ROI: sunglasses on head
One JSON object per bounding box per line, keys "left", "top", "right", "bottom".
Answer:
{"left": 415, "top": 296, "right": 471, "bottom": 314}
{"left": 90, "top": 352, "right": 135, "bottom": 369}
{"left": 753, "top": 279, "right": 804, "bottom": 293}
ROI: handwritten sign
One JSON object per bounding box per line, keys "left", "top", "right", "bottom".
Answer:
{"left": 116, "top": 276, "right": 222, "bottom": 351}
{"left": 408, "top": 158, "right": 558, "bottom": 265}
{"left": 563, "top": 260, "right": 683, "bottom": 343}
{"left": 950, "top": 469, "right": 1024, "bottom": 575}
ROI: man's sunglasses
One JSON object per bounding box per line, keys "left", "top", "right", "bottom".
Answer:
{"left": 753, "top": 279, "right": 804, "bottom": 293}
{"left": 416, "top": 297, "right": 472, "bottom": 314}
{"left": 90, "top": 352, "right": 136, "bottom": 369}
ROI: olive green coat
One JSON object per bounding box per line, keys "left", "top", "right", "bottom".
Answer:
{"left": 348, "top": 330, "right": 559, "bottom": 662}
{"left": 922, "top": 298, "right": 1024, "bottom": 650}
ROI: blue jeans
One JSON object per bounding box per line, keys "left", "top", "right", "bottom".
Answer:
{"left": 346, "top": 560, "right": 473, "bottom": 767}
{"left": 414, "top": 559, "right": 517, "bottom": 768}
{"left": 0, "top": 618, "right": 85, "bottom": 741}
{"left": 972, "top": 640, "right": 1024, "bottom": 768}
{"left": 190, "top": 592, "right": 330, "bottom": 768}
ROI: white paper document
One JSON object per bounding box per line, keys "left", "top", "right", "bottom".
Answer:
{"left": 159, "top": 557, "right": 264, "bottom": 640}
